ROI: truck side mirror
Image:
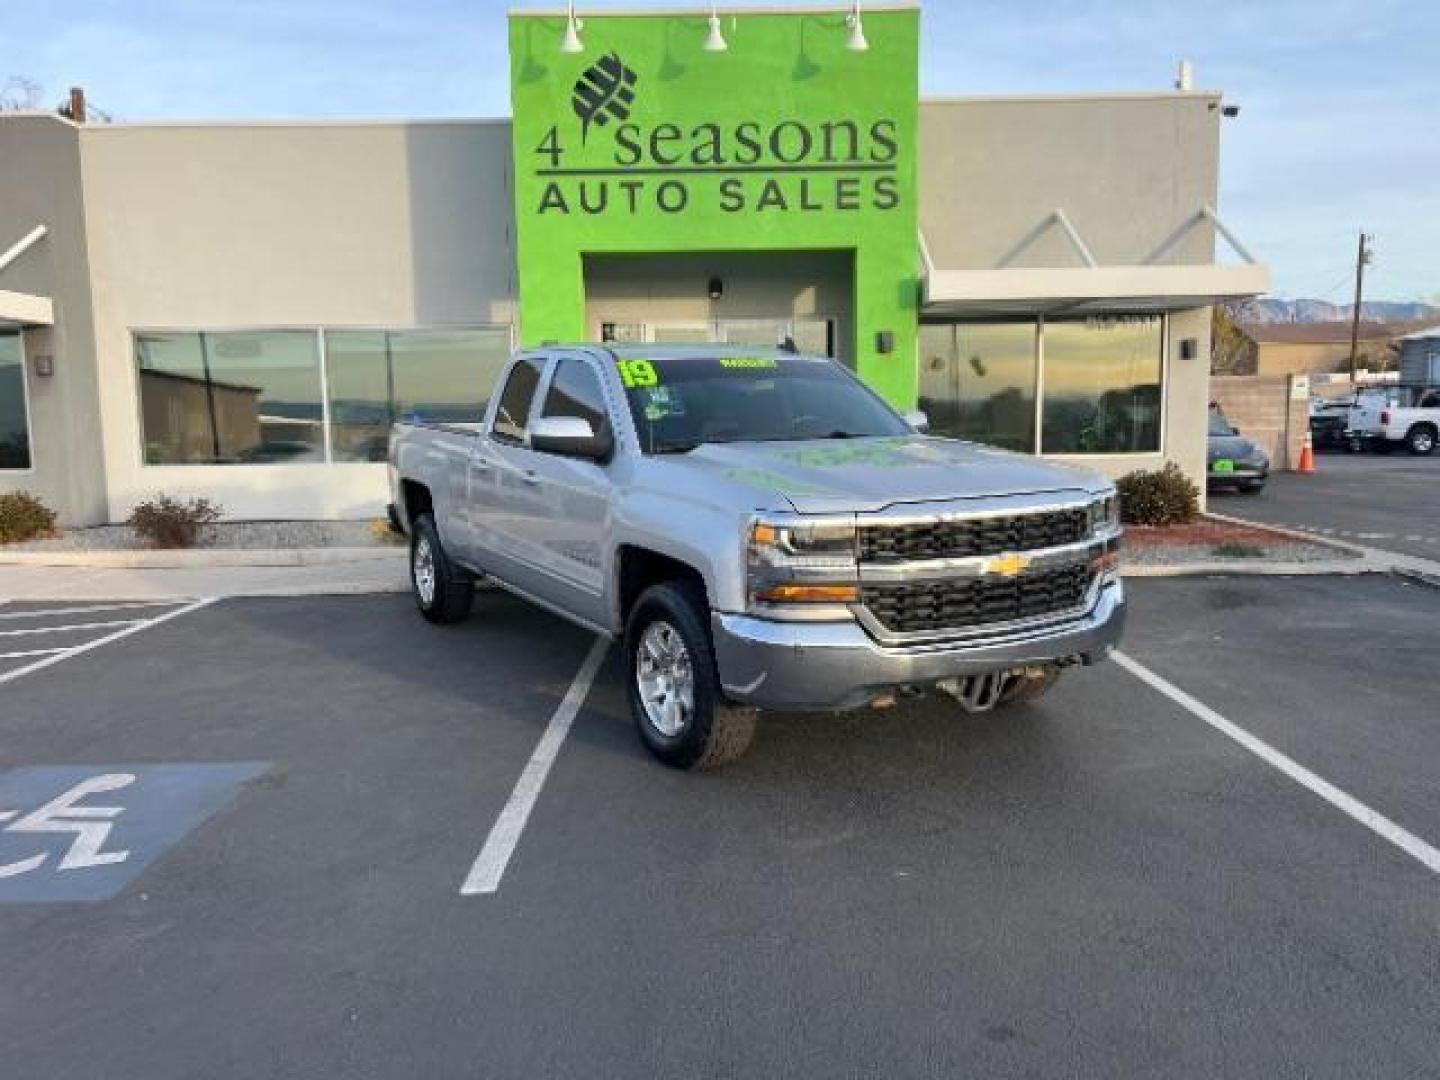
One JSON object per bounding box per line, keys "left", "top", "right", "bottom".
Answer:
{"left": 902, "top": 409, "right": 929, "bottom": 433}
{"left": 530, "top": 416, "right": 613, "bottom": 462}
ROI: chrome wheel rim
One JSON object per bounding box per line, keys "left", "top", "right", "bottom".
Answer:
{"left": 1417, "top": 433, "right": 1434, "bottom": 453}
{"left": 414, "top": 536, "right": 437, "bottom": 606}
{"left": 636, "top": 620, "right": 694, "bottom": 738}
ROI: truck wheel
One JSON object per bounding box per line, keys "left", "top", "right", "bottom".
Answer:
{"left": 1405, "top": 425, "right": 1436, "bottom": 456}
{"left": 997, "top": 665, "right": 1062, "bottom": 706}
{"left": 625, "top": 581, "right": 756, "bottom": 770}
{"left": 410, "top": 514, "right": 474, "bottom": 624}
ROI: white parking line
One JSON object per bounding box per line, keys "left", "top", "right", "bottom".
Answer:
{"left": 0, "top": 648, "right": 69, "bottom": 661}
{"left": 0, "top": 601, "right": 185, "bottom": 621}
{"left": 0, "top": 619, "right": 142, "bottom": 638}
{"left": 0, "top": 598, "right": 217, "bottom": 687}
{"left": 1113, "top": 650, "right": 1440, "bottom": 876}
{"left": 460, "top": 636, "right": 610, "bottom": 897}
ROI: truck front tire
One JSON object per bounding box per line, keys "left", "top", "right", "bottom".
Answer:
{"left": 624, "top": 581, "right": 756, "bottom": 770}
{"left": 1406, "top": 425, "right": 1436, "bottom": 456}
{"left": 410, "top": 514, "right": 474, "bottom": 625}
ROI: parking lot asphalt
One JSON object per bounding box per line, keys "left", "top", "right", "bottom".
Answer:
{"left": 1, "top": 577, "right": 1438, "bottom": 1079}
{"left": 1213, "top": 451, "right": 1440, "bottom": 561}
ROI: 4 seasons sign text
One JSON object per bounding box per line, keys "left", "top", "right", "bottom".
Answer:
{"left": 532, "top": 51, "right": 904, "bottom": 217}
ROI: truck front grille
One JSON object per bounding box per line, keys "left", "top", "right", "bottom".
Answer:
{"left": 860, "top": 564, "right": 1093, "bottom": 635}
{"left": 858, "top": 508, "right": 1089, "bottom": 563}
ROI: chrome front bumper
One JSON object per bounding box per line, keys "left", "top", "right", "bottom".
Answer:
{"left": 711, "top": 579, "right": 1126, "bottom": 711}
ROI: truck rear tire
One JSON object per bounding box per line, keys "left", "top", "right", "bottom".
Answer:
{"left": 624, "top": 581, "right": 756, "bottom": 770}
{"left": 410, "top": 514, "right": 474, "bottom": 625}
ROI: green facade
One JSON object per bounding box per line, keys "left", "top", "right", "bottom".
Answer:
{"left": 508, "top": 7, "right": 920, "bottom": 406}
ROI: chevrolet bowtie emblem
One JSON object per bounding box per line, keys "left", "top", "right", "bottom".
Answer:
{"left": 986, "top": 552, "right": 1032, "bottom": 578}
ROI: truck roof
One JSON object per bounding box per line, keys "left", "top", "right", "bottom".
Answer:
{"left": 539, "top": 342, "right": 808, "bottom": 361}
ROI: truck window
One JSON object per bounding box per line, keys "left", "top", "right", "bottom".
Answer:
{"left": 492, "top": 357, "right": 544, "bottom": 444}
{"left": 542, "top": 359, "right": 609, "bottom": 433}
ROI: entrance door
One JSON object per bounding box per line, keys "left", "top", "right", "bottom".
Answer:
{"left": 597, "top": 318, "right": 835, "bottom": 357}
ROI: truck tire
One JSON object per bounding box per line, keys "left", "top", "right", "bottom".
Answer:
{"left": 410, "top": 514, "right": 474, "bottom": 625}
{"left": 1405, "top": 425, "right": 1436, "bottom": 456}
{"left": 624, "top": 581, "right": 756, "bottom": 770}
{"left": 997, "top": 664, "right": 1062, "bottom": 706}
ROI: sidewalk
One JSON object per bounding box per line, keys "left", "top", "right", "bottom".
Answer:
{"left": 0, "top": 551, "right": 408, "bottom": 601}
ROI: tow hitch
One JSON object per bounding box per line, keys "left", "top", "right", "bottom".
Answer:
{"left": 938, "top": 664, "right": 1065, "bottom": 713}
{"left": 937, "top": 670, "right": 1016, "bottom": 713}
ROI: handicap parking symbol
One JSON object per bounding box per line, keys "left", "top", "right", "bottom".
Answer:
{"left": 0, "top": 764, "right": 268, "bottom": 902}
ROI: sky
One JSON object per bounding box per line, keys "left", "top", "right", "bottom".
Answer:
{"left": 2, "top": 0, "right": 1436, "bottom": 302}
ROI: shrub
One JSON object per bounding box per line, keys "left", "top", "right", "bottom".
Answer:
{"left": 127, "top": 495, "right": 223, "bottom": 549}
{"left": 0, "top": 490, "right": 58, "bottom": 544}
{"left": 1115, "top": 463, "right": 1200, "bottom": 527}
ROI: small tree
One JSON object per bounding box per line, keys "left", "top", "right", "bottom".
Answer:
{"left": 1211, "top": 300, "right": 1258, "bottom": 376}
{"left": 0, "top": 76, "right": 43, "bottom": 111}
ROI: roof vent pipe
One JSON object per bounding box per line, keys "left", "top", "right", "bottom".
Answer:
{"left": 1175, "top": 59, "right": 1194, "bottom": 92}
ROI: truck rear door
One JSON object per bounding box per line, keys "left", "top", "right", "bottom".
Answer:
{"left": 468, "top": 355, "right": 552, "bottom": 587}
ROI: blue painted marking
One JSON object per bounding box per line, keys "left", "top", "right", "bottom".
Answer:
{"left": 0, "top": 763, "right": 269, "bottom": 903}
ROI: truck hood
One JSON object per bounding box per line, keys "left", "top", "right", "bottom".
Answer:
{"left": 673, "top": 436, "right": 1105, "bottom": 514}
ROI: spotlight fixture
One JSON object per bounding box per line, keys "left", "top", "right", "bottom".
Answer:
{"left": 708, "top": 276, "right": 724, "bottom": 300}
{"left": 845, "top": 1, "right": 869, "bottom": 52}
{"left": 703, "top": 4, "right": 728, "bottom": 52}
{"left": 560, "top": 0, "right": 584, "bottom": 54}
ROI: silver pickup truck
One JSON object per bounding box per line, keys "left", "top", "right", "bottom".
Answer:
{"left": 389, "top": 344, "right": 1125, "bottom": 769}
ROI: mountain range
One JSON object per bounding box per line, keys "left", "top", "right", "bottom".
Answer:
{"left": 1245, "top": 299, "right": 1439, "bottom": 324}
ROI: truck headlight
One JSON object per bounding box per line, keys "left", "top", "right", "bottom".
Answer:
{"left": 748, "top": 520, "right": 859, "bottom": 607}
{"left": 1089, "top": 492, "right": 1120, "bottom": 535}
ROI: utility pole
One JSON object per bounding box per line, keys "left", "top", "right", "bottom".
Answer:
{"left": 1348, "top": 232, "right": 1373, "bottom": 384}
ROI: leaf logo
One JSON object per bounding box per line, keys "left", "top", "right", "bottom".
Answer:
{"left": 572, "top": 52, "right": 638, "bottom": 143}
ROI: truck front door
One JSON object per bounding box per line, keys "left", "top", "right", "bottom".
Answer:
{"left": 518, "top": 355, "right": 615, "bottom": 630}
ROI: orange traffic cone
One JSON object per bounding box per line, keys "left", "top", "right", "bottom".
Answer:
{"left": 1296, "top": 430, "right": 1316, "bottom": 474}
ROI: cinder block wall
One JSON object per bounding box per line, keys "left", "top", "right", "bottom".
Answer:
{"left": 1209, "top": 374, "right": 1307, "bottom": 470}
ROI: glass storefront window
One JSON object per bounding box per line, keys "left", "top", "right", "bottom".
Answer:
{"left": 918, "top": 322, "right": 1037, "bottom": 452}
{"left": 0, "top": 333, "right": 32, "bottom": 470}
{"left": 136, "top": 331, "right": 324, "bottom": 465}
{"left": 1041, "top": 317, "right": 1163, "bottom": 454}
{"left": 325, "top": 328, "right": 510, "bottom": 462}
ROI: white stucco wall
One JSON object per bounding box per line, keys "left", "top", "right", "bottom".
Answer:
{"left": 77, "top": 120, "right": 517, "bottom": 521}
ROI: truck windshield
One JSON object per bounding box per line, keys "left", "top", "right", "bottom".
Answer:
{"left": 614, "top": 354, "right": 910, "bottom": 454}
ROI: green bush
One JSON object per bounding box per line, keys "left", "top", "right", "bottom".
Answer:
{"left": 0, "top": 490, "right": 58, "bottom": 544}
{"left": 127, "top": 495, "right": 223, "bottom": 549}
{"left": 1115, "top": 463, "right": 1200, "bottom": 526}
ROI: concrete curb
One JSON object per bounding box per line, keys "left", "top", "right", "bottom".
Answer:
{"left": 0, "top": 546, "right": 406, "bottom": 569}
{"left": 1202, "top": 511, "right": 1374, "bottom": 558}
{"left": 1205, "top": 509, "right": 1440, "bottom": 584}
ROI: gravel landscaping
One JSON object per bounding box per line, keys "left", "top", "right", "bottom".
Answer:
{"left": 5, "top": 520, "right": 403, "bottom": 552}
{"left": 1121, "top": 518, "right": 1360, "bottom": 567}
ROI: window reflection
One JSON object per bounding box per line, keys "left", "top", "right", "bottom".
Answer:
{"left": 1041, "top": 318, "right": 1162, "bottom": 454}
{"left": 326, "top": 329, "right": 510, "bottom": 462}
{"left": 0, "top": 334, "right": 31, "bottom": 470}
{"left": 919, "top": 322, "right": 1036, "bottom": 452}
{"left": 136, "top": 331, "right": 324, "bottom": 465}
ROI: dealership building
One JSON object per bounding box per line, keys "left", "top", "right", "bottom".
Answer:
{"left": 0, "top": 3, "right": 1268, "bottom": 525}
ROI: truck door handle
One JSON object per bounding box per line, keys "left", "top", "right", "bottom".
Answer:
{"left": 471, "top": 460, "right": 492, "bottom": 474}
{"left": 521, "top": 470, "right": 541, "bottom": 486}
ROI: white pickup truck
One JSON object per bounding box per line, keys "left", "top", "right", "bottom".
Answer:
{"left": 1347, "top": 385, "right": 1440, "bottom": 455}
{"left": 388, "top": 344, "right": 1125, "bottom": 769}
